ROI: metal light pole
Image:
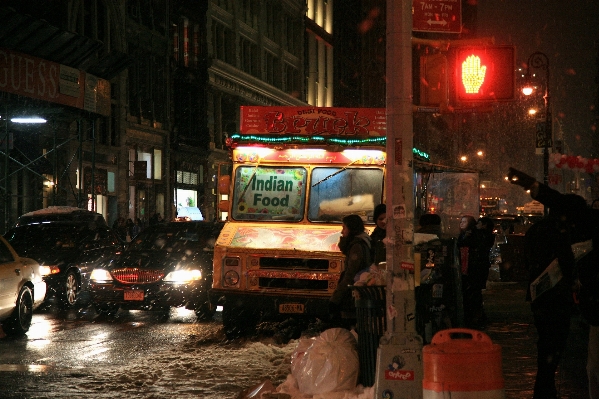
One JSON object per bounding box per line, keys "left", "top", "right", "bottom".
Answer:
{"left": 523, "top": 52, "right": 551, "bottom": 188}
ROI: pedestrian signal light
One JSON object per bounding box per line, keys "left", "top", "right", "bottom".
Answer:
{"left": 455, "top": 45, "right": 515, "bottom": 102}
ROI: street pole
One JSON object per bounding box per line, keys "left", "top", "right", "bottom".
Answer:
{"left": 525, "top": 52, "right": 550, "bottom": 211}
{"left": 375, "top": 0, "right": 423, "bottom": 397}
{"left": 4, "top": 105, "right": 8, "bottom": 232}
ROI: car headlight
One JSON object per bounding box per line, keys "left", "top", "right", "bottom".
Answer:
{"left": 39, "top": 266, "right": 54, "bottom": 276}
{"left": 164, "top": 269, "right": 202, "bottom": 283}
{"left": 90, "top": 269, "right": 114, "bottom": 282}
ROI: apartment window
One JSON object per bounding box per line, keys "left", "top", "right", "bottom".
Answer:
{"left": 108, "top": 171, "right": 115, "bottom": 193}
{"left": 173, "top": 18, "right": 201, "bottom": 68}
{"left": 177, "top": 171, "right": 198, "bottom": 185}
{"left": 212, "top": 22, "right": 234, "bottom": 64}
{"left": 240, "top": 37, "right": 258, "bottom": 77}
{"left": 75, "top": 0, "right": 111, "bottom": 54}
{"left": 137, "top": 151, "right": 152, "bottom": 179}
{"left": 284, "top": 63, "right": 299, "bottom": 95}
{"left": 129, "top": 149, "right": 135, "bottom": 177}
{"left": 284, "top": 14, "right": 299, "bottom": 56}
{"left": 241, "top": 0, "right": 258, "bottom": 28}
{"left": 128, "top": 45, "right": 168, "bottom": 123}
{"left": 154, "top": 149, "right": 162, "bottom": 180}
{"left": 126, "top": 0, "right": 166, "bottom": 34}
{"left": 265, "top": 4, "right": 277, "bottom": 41}
{"left": 212, "top": 0, "right": 233, "bottom": 12}
{"left": 265, "top": 51, "right": 280, "bottom": 88}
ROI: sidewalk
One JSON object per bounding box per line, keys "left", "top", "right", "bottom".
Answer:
{"left": 482, "top": 281, "right": 590, "bottom": 399}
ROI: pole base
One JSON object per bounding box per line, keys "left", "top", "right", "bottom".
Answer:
{"left": 374, "top": 332, "right": 424, "bottom": 399}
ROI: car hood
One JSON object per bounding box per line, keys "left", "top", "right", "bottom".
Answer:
{"left": 105, "top": 249, "right": 212, "bottom": 272}
{"left": 15, "top": 248, "right": 81, "bottom": 266}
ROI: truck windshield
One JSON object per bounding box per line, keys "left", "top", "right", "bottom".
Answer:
{"left": 231, "top": 166, "right": 307, "bottom": 221}
{"left": 308, "top": 167, "right": 384, "bottom": 222}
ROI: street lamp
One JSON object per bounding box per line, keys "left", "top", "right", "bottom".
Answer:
{"left": 522, "top": 52, "right": 551, "bottom": 188}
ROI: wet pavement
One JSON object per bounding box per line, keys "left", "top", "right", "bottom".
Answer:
{"left": 482, "top": 281, "right": 589, "bottom": 399}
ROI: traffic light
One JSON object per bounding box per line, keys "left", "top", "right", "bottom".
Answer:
{"left": 419, "top": 53, "right": 448, "bottom": 106}
{"left": 453, "top": 45, "right": 515, "bottom": 103}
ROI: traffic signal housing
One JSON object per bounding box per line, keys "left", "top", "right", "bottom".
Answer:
{"left": 420, "top": 53, "right": 448, "bottom": 107}
{"left": 452, "top": 45, "right": 515, "bottom": 103}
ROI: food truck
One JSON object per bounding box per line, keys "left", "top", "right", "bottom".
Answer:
{"left": 210, "top": 106, "right": 387, "bottom": 338}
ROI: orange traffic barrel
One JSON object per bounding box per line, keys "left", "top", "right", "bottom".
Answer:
{"left": 423, "top": 328, "right": 505, "bottom": 399}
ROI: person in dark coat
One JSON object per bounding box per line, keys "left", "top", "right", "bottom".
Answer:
{"left": 329, "top": 214, "right": 372, "bottom": 327}
{"left": 474, "top": 216, "right": 496, "bottom": 323}
{"left": 370, "top": 204, "right": 386, "bottom": 266}
{"left": 508, "top": 167, "right": 599, "bottom": 399}
{"left": 456, "top": 215, "right": 488, "bottom": 328}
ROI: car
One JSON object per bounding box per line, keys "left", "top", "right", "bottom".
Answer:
{"left": 4, "top": 220, "right": 124, "bottom": 309}
{"left": 0, "top": 236, "right": 46, "bottom": 335}
{"left": 13, "top": 206, "right": 107, "bottom": 228}
{"left": 89, "top": 221, "right": 223, "bottom": 319}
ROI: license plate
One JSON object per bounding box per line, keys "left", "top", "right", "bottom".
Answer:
{"left": 279, "top": 303, "right": 304, "bottom": 314}
{"left": 124, "top": 290, "right": 144, "bottom": 301}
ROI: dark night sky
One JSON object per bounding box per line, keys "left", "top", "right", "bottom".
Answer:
{"left": 477, "top": 0, "right": 599, "bottom": 158}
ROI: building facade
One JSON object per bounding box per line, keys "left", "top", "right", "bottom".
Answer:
{"left": 0, "top": 0, "right": 317, "bottom": 231}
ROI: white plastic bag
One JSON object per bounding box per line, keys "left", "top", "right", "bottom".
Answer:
{"left": 290, "top": 328, "right": 359, "bottom": 395}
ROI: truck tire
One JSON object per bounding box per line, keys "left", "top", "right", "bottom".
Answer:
{"left": 194, "top": 302, "right": 215, "bottom": 321}
{"left": 222, "top": 304, "right": 258, "bottom": 340}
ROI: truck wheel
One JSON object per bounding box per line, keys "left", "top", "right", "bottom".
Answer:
{"left": 194, "top": 302, "right": 215, "bottom": 321}
{"left": 6, "top": 286, "right": 33, "bottom": 335}
{"left": 222, "top": 305, "right": 258, "bottom": 340}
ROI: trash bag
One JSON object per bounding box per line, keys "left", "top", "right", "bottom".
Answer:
{"left": 290, "top": 328, "right": 359, "bottom": 395}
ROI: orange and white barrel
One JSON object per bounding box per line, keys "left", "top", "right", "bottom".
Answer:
{"left": 423, "top": 328, "right": 505, "bottom": 399}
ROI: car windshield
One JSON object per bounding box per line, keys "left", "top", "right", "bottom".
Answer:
{"left": 231, "top": 166, "right": 307, "bottom": 221}
{"left": 128, "top": 225, "right": 217, "bottom": 252}
{"left": 309, "top": 167, "right": 384, "bottom": 222}
{"left": 5, "top": 224, "right": 101, "bottom": 252}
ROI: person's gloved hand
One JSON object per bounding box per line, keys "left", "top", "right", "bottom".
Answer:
{"left": 507, "top": 167, "right": 536, "bottom": 189}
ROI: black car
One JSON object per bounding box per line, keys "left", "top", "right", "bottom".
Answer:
{"left": 13, "top": 206, "right": 107, "bottom": 228}
{"left": 89, "top": 221, "right": 223, "bottom": 319}
{"left": 4, "top": 221, "right": 124, "bottom": 308}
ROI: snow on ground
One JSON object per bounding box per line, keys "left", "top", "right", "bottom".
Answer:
{"left": 41, "top": 324, "right": 374, "bottom": 399}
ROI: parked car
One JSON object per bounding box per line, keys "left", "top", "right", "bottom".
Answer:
{"left": 13, "top": 206, "right": 107, "bottom": 228}
{"left": 89, "top": 221, "right": 223, "bottom": 319}
{"left": 0, "top": 236, "right": 46, "bottom": 335}
{"left": 4, "top": 220, "right": 124, "bottom": 308}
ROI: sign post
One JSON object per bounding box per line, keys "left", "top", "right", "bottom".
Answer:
{"left": 374, "top": 0, "right": 423, "bottom": 398}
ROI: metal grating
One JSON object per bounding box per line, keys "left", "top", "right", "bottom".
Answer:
{"left": 111, "top": 268, "right": 165, "bottom": 284}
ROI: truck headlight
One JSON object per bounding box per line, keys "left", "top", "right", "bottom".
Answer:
{"left": 164, "top": 269, "right": 202, "bottom": 283}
